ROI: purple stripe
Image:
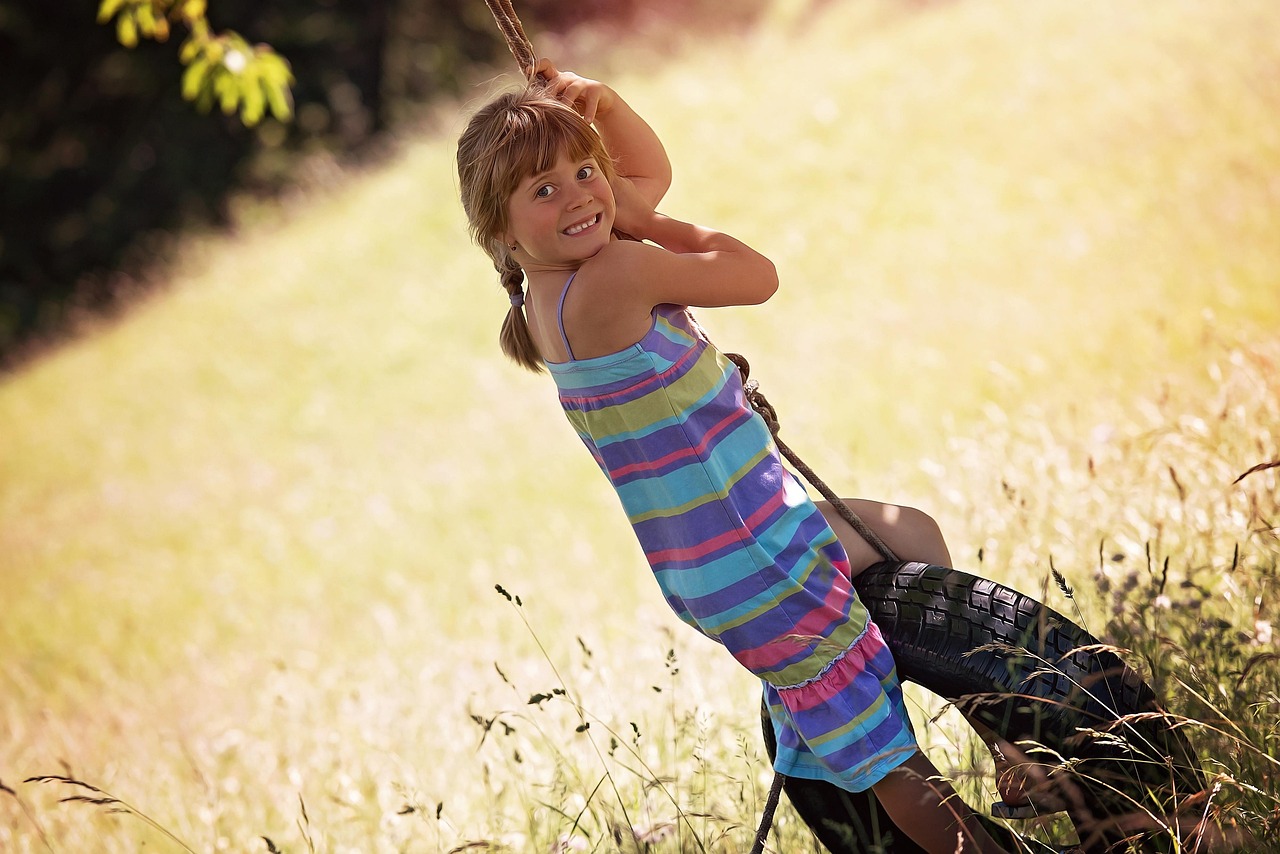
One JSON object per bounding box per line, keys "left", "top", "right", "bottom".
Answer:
{"left": 602, "top": 407, "right": 755, "bottom": 487}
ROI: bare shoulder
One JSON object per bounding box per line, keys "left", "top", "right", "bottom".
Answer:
{"left": 580, "top": 237, "right": 659, "bottom": 279}
{"left": 558, "top": 240, "right": 662, "bottom": 358}
{"left": 576, "top": 238, "right": 674, "bottom": 299}
{"left": 572, "top": 238, "right": 660, "bottom": 314}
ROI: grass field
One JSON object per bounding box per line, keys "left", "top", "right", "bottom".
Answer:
{"left": 2, "top": 0, "right": 1278, "bottom": 850}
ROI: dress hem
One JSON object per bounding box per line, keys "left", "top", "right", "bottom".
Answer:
{"left": 773, "top": 619, "right": 872, "bottom": 692}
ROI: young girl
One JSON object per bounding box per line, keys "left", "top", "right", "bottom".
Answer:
{"left": 457, "top": 60, "right": 1010, "bottom": 854}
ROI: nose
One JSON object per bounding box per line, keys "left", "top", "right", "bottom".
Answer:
{"left": 568, "top": 186, "right": 592, "bottom": 209}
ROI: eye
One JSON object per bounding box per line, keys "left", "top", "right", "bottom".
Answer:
{"left": 577, "top": 165, "right": 595, "bottom": 181}
{"left": 534, "top": 183, "right": 553, "bottom": 198}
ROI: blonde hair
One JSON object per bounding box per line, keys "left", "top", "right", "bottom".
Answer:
{"left": 457, "top": 86, "right": 617, "bottom": 372}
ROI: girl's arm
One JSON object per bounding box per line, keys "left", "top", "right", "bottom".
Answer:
{"left": 535, "top": 59, "right": 672, "bottom": 206}
{"left": 587, "top": 176, "right": 778, "bottom": 310}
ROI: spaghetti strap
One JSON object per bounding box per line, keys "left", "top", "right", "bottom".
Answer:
{"left": 556, "top": 271, "right": 579, "bottom": 361}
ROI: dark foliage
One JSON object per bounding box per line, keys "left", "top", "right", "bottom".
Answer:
{"left": 1, "top": 0, "right": 760, "bottom": 363}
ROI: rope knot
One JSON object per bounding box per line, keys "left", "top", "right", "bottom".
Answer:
{"left": 728, "top": 352, "right": 779, "bottom": 435}
{"left": 744, "top": 380, "right": 779, "bottom": 435}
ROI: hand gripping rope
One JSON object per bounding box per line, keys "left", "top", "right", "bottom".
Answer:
{"left": 479, "top": 4, "right": 898, "bottom": 850}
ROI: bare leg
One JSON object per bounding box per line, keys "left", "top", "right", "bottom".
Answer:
{"left": 871, "top": 751, "right": 1010, "bottom": 854}
{"left": 820, "top": 504, "right": 1004, "bottom": 850}
{"left": 816, "top": 498, "right": 953, "bottom": 577}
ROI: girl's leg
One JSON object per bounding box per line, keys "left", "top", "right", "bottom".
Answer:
{"left": 815, "top": 498, "right": 953, "bottom": 576}
{"left": 819, "top": 503, "right": 1049, "bottom": 811}
{"left": 818, "top": 503, "right": 1020, "bottom": 848}
{"left": 759, "top": 700, "right": 929, "bottom": 853}
{"left": 870, "top": 751, "right": 1010, "bottom": 854}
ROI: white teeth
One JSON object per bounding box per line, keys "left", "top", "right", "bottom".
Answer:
{"left": 564, "top": 214, "right": 598, "bottom": 235}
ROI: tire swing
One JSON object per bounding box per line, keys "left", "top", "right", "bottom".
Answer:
{"left": 731, "top": 359, "right": 1205, "bottom": 854}
{"left": 477, "top": 5, "right": 1205, "bottom": 851}
{"left": 764, "top": 559, "right": 1206, "bottom": 854}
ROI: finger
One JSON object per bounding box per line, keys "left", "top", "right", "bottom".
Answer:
{"left": 581, "top": 90, "right": 601, "bottom": 124}
{"left": 532, "top": 58, "right": 559, "bottom": 80}
{"left": 558, "top": 79, "right": 588, "bottom": 110}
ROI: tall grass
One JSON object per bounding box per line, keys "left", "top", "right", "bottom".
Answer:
{"left": 919, "top": 336, "right": 1280, "bottom": 850}
{"left": 2, "top": 0, "right": 1279, "bottom": 850}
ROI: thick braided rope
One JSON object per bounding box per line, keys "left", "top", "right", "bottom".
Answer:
{"left": 749, "top": 770, "right": 787, "bottom": 854}
{"left": 726, "top": 353, "right": 899, "bottom": 563}
{"left": 484, "top": 0, "right": 537, "bottom": 77}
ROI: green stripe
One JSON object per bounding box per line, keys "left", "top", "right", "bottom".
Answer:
{"left": 806, "top": 692, "right": 890, "bottom": 750}
{"left": 578, "top": 347, "right": 725, "bottom": 443}
{"left": 759, "top": 618, "right": 867, "bottom": 685}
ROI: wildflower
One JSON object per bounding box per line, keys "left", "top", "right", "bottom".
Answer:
{"left": 1254, "top": 619, "right": 1273, "bottom": 646}
{"left": 632, "top": 820, "right": 676, "bottom": 844}
{"left": 551, "top": 833, "right": 587, "bottom": 852}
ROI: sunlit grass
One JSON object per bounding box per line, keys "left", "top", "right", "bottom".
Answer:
{"left": 2, "top": 0, "right": 1278, "bottom": 850}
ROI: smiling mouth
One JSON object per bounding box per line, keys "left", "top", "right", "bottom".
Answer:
{"left": 563, "top": 213, "right": 600, "bottom": 236}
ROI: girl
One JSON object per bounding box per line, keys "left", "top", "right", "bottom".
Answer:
{"left": 457, "top": 60, "right": 1010, "bottom": 854}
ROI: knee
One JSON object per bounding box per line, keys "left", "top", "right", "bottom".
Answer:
{"left": 894, "top": 505, "right": 951, "bottom": 565}
{"left": 897, "top": 505, "right": 943, "bottom": 540}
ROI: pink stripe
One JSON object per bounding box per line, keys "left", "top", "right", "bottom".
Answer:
{"left": 611, "top": 409, "right": 744, "bottom": 479}
{"left": 783, "top": 624, "right": 889, "bottom": 712}
{"left": 645, "top": 487, "right": 786, "bottom": 565}
{"left": 789, "top": 574, "right": 860, "bottom": 639}
{"left": 733, "top": 573, "right": 860, "bottom": 675}
{"left": 647, "top": 526, "right": 747, "bottom": 565}
{"left": 743, "top": 488, "right": 787, "bottom": 530}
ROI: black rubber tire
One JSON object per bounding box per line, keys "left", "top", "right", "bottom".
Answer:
{"left": 762, "top": 561, "right": 1204, "bottom": 853}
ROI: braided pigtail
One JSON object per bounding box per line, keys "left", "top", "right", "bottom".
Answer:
{"left": 457, "top": 85, "right": 615, "bottom": 373}
{"left": 496, "top": 246, "right": 544, "bottom": 372}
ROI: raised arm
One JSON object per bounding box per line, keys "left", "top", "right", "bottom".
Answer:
{"left": 534, "top": 59, "right": 672, "bottom": 206}
{"left": 585, "top": 175, "right": 778, "bottom": 310}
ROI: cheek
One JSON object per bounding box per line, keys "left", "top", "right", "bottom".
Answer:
{"left": 505, "top": 205, "right": 536, "bottom": 239}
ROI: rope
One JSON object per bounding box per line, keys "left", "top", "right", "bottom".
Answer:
{"left": 477, "top": 5, "right": 899, "bottom": 848}
{"left": 483, "top": 0, "right": 537, "bottom": 78}
{"left": 726, "top": 353, "right": 899, "bottom": 563}
{"left": 749, "top": 770, "right": 787, "bottom": 854}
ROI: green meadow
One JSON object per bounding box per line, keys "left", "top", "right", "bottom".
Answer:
{"left": 2, "top": 0, "right": 1278, "bottom": 850}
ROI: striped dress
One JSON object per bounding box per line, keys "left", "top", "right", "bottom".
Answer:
{"left": 546, "top": 296, "right": 917, "bottom": 792}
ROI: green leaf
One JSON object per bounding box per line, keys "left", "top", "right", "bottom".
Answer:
{"left": 116, "top": 12, "right": 139, "bottom": 48}
{"left": 264, "top": 84, "right": 293, "bottom": 122}
{"left": 179, "top": 0, "right": 206, "bottom": 22}
{"left": 256, "top": 52, "right": 294, "bottom": 88}
{"left": 180, "top": 57, "right": 209, "bottom": 101}
{"left": 178, "top": 35, "right": 201, "bottom": 64}
{"left": 135, "top": 3, "right": 155, "bottom": 37}
{"left": 194, "top": 86, "right": 214, "bottom": 114}
{"left": 214, "top": 72, "right": 239, "bottom": 115}
{"left": 240, "top": 72, "right": 265, "bottom": 126}
{"left": 97, "top": 0, "right": 128, "bottom": 24}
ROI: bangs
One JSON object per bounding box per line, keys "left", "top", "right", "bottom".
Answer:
{"left": 490, "top": 99, "right": 613, "bottom": 198}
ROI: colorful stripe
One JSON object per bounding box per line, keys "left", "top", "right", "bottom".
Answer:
{"left": 547, "top": 304, "right": 916, "bottom": 792}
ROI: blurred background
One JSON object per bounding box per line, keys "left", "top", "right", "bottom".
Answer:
{"left": 0, "top": 0, "right": 764, "bottom": 360}
{"left": 2, "top": 1, "right": 1277, "bottom": 851}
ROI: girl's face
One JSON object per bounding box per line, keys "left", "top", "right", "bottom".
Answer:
{"left": 504, "top": 151, "right": 615, "bottom": 272}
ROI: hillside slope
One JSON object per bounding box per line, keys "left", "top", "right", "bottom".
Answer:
{"left": 2, "top": 1, "right": 1277, "bottom": 850}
